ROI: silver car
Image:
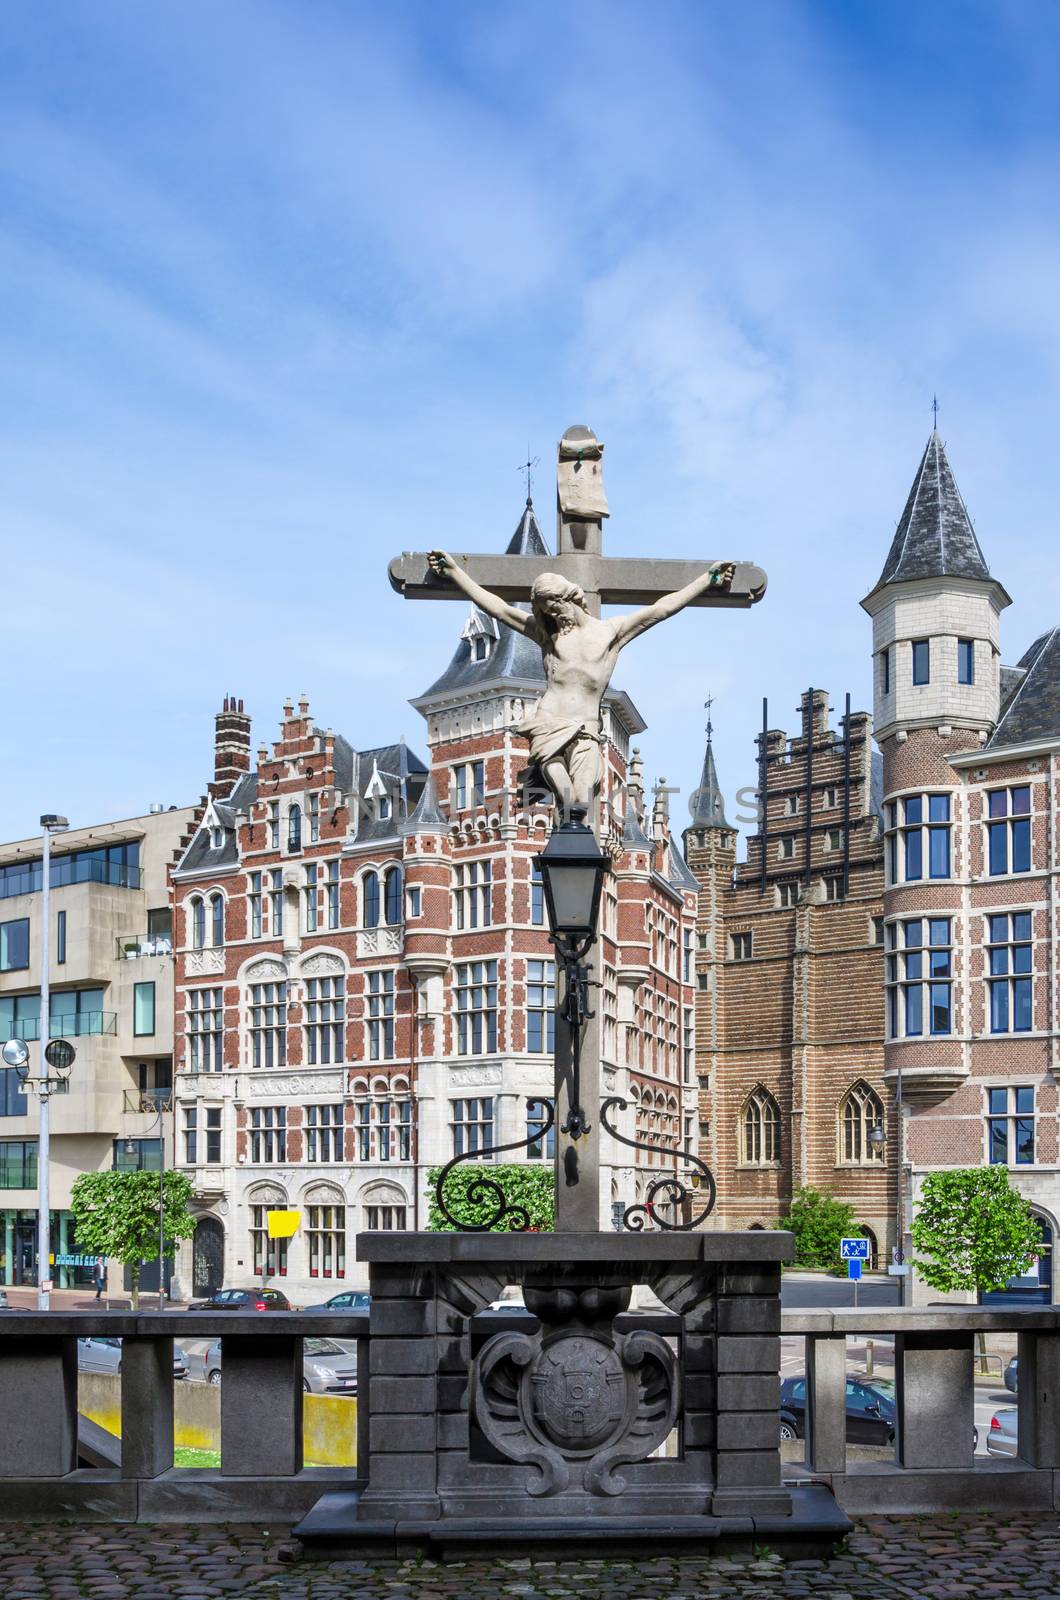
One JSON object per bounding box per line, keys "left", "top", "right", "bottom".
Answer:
{"left": 78, "top": 1336, "right": 188, "bottom": 1380}
{"left": 986, "top": 1408, "right": 1018, "bottom": 1457}
{"left": 191, "top": 1336, "right": 358, "bottom": 1395}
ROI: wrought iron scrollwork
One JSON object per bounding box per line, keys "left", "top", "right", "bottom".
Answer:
{"left": 434, "top": 1096, "right": 556, "bottom": 1232}
{"left": 600, "top": 1096, "right": 717, "bottom": 1231}
{"left": 556, "top": 934, "right": 594, "bottom": 1139}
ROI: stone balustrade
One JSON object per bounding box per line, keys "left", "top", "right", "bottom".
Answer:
{"left": 2, "top": 1303, "right": 1058, "bottom": 1523}
{"left": 781, "top": 1306, "right": 1060, "bottom": 1513}
{"left": 0, "top": 1310, "right": 368, "bottom": 1521}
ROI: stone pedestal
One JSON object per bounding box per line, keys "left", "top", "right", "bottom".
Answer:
{"left": 295, "top": 1231, "right": 850, "bottom": 1557}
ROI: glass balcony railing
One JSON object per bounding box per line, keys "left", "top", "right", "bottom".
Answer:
{"left": 4, "top": 1011, "right": 118, "bottom": 1041}
{"left": 0, "top": 855, "right": 142, "bottom": 901}
{"left": 116, "top": 933, "right": 173, "bottom": 959}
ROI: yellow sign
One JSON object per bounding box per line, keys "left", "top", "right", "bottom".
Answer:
{"left": 267, "top": 1209, "right": 301, "bottom": 1239}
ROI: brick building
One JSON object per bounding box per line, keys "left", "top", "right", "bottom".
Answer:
{"left": 864, "top": 429, "right": 1060, "bottom": 1303}
{"left": 170, "top": 503, "right": 700, "bottom": 1303}
{"left": 685, "top": 695, "right": 893, "bottom": 1256}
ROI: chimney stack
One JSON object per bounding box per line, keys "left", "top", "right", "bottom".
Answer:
{"left": 211, "top": 695, "right": 252, "bottom": 797}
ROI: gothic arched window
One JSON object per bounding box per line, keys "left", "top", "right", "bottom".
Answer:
{"left": 288, "top": 805, "right": 302, "bottom": 853}
{"left": 210, "top": 893, "right": 225, "bottom": 948}
{"left": 741, "top": 1087, "right": 781, "bottom": 1166}
{"left": 190, "top": 896, "right": 205, "bottom": 951}
{"left": 839, "top": 1081, "right": 885, "bottom": 1164}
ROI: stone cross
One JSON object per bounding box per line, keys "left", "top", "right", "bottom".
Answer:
{"left": 389, "top": 425, "right": 767, "bottom": 622}
{"left": 388, "top": 425, "right": 767, "bottom": 1231}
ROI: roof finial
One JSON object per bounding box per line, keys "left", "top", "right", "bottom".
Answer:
{"left": 517, "top": 445, "right": 539, "bottom": 506}
{"left": 704, "top": 692, "right": 715, "bottom": 744}
{"left": 932, "top": 394, "right": 939, "bottom": 432}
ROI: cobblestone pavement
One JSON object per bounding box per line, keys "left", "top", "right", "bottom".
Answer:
{"left": 2, "top": 1516, "right": 1060, "bottom": 1598}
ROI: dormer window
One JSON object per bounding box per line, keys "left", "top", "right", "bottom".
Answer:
{"left": 210, "top": 828, "right": 224, "bottom": 851}
{"left": 378, "top": 796, "right": 392, "bottom": 821}
{"left": 473, "top": 636, "right": 490, "bottom": 662}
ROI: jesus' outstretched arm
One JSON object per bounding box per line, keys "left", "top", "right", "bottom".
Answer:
{"left": 609, "top": 562, "right": 737, "bottom": 648}
{"left": 426, "top": 550, "right": 532, "bottom": 636}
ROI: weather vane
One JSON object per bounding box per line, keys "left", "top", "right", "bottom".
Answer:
{"left": 517, "top": 446, "right": 539, "bottom": 505}
{"left": 704, "top": 692, "right": 715, "bottom": 742}
{"left": 932, "top": 394, "right": 939, "bottom": 430}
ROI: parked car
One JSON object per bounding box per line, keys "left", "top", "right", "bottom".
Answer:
{"left": 188, "top": 1288, "right": 292, "bottom": 1312}
{"left": 188, "top": 1336, "right": 358, "bottom": 1395}
{"left": 302, "top": 1291, "right": 370, "bottom": 1313}
{"left": 78, "top": 1336, "right": 187, "bottom": 1380}
{"left": 987, "top": 1408, "right": 1018, "bottom": 1457}
{"left": 780, "top": 1375, "right": 896, "bottom": 1445}
{"left": 1004, "top": 1356, "right": 1019, "bottom": 1394}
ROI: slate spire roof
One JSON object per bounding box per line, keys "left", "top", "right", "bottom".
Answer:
{"left": 984, "top": 627, "right": 1060, "bottom": 752}
{"left": 689, "top": 729, "right": 730, "bottom": 829}
{"left": 506, "top": 497, "right": 549, "bottom": 556}
{"left": 875, "top": 430, "right": 992, "bottom": 590}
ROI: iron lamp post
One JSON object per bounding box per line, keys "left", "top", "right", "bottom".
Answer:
{"left": 537, "top": 809, "right": 609, "bottom": 1142}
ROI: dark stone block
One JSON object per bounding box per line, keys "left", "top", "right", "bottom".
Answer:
{"left": 370, "top": 1415, "right": 436, "bottom": 1453}
{"left": 437, "top": 1375, "right": 468, "bottom": 1411}
{"left": 717, "top": 1297, "right": 781, "bottom": 1335}
{"left": 370, "top": 1300, "right": 436, "bottom": 1337}
{"left": 369, "top": 1340, "right": 437, "bottom": 1377}
{"left": 372, "top": 1376, "right": 435, "bottom": 1413}
{"left": 714, "top": 1448, "right": 781, "bottom": 1487}
{"left": 718, "top": 1264, "right": 782, "bottom": 1296}
{"left": 683, "top": 1333, "right": 715, "bottom": 1372}
{"left": 717, "top": 1335, "right": 780, "bottom": 1374}
{"left": 717, "top": 1410, "right": 781, "bottom": 1450}
{"left": 365, "top": 1452, "right": 439, "bottom": 1490}
{"left": 684, "top": 1374, "right": 717, "bottom": 1409}
{"left": 717, "top": 1373, "right": 780, "bottom": 1411}
{"left": 683, "top": 1411, "right": 717, "bottom": 1447}
{"left": 438, "top": 1411, "right": 470, "bottom": 1450}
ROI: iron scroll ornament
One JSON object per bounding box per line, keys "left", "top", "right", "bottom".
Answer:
{"left": 434, "top": 1096, "right": 556, "bottom": 1232}
{"left": 600, "top": 1096, "right": 718, "bottom": 1231}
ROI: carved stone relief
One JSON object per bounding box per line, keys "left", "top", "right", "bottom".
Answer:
{"left": 186, "top": 948, "right": 225, "bottom": 976}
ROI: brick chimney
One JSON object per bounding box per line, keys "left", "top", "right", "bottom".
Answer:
{"left": 211, "top": 695, "right": 252, "bottom": 797}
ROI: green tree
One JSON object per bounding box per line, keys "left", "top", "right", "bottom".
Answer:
{"left": 911, "top": 1167, "right": 1041, "bottom": 1300}
{"left": 776, "top": 1186, "right": 857, "bottom": 1270}
{"left": 427, "top": 1164, "right": 554, "bottom": 1232}
{"left": 69, "top": 1170, "right": 196, "bottom": 1309}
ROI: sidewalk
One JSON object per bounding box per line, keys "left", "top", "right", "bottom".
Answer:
{"left": 1, "top": 1285, "right": 189, "bottom": 1312}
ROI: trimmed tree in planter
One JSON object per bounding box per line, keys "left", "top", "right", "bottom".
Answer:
{"left": 70, "top": 1169, "right": 196, "bottom": 1309}
{"left": 427, "top": 1164, "right": 554, "bottom": 1233}
{"left": 776, "top": 1186, "right": 858, "bottom": 1271}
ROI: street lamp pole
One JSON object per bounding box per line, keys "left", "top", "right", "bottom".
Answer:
{"left": 36, "top": 816, "right": 69, "bottom": 1311}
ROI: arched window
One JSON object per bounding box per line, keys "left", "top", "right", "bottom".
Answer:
{"left": 191, "top": 897, "right": 205, "bottom": 951}
{"left": 210, "top": 893, "right": 225, "bottom": 948}
{"left": 741, "top": 1087, "right": 781, "bottom": 1166}
{"left": 363, "top": 871, "right": 380, "bottom": 929}
{"left": 384, "top": 868, "right": 402, "bottom": 926}
{"left": 288, "top": 805, "right": 302, "bottom": 853}
{"left": 838, "top": 1081, "right": 885, "bottom": 1165}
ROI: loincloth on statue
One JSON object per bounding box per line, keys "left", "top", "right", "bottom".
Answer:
{"left": 514, "top": 716, "right": 603, "bottom": 800}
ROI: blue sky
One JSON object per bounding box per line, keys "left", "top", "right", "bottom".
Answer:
{"left": 2, "top": 2, "right": 1059, "bottom": 841}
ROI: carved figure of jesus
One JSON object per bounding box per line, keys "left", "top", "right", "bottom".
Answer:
{"left": 426, "top": 552, "right": 737, "bottom": 811}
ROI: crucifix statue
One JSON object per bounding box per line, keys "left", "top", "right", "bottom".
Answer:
{"left": 392, "top": 425, "right": 766, "bottom": 813}
{"left": 389, "top": 424, "right": 766, "bottom": 1231}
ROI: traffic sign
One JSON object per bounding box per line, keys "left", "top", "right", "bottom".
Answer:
{"left": 847, "top": 1258, "right": 862, "bottom": 1281}
{"left": 840, "top": 1237, "right": 870, "bottom": 1260}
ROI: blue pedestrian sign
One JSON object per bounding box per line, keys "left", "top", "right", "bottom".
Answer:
{"left": 840, "top": 1237, "right": 870, "bottom": 1261}
{"left": 847, "top": 1258, "right": 862, "bottom": 1281}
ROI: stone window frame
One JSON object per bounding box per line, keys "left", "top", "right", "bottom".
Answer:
{"left": 729, "top": 930, "right": 753, "bottom": 962}
{"left": 985, "top": 786, "right": 1033, "bottom": 877}
{"left": 739, "top": 1085, "right": 781, "bottom": 1168}
{"left": 883, "top": 791, "right": 952, "bottom": 885}
{"left": 986, "top": 911, "right": 1034, "bottom": 1034}
{"left": 777, "top": 836, "right": 796, "bottom": 860}
{"left": 885, "top": 916, "right": 952, "bottom": 1039}
{"left": 836, "top": 1080, "right": 886, "bottom": 1166}
{"left": 985, "top": 1083, "right": 1036, "bottom": 1167}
